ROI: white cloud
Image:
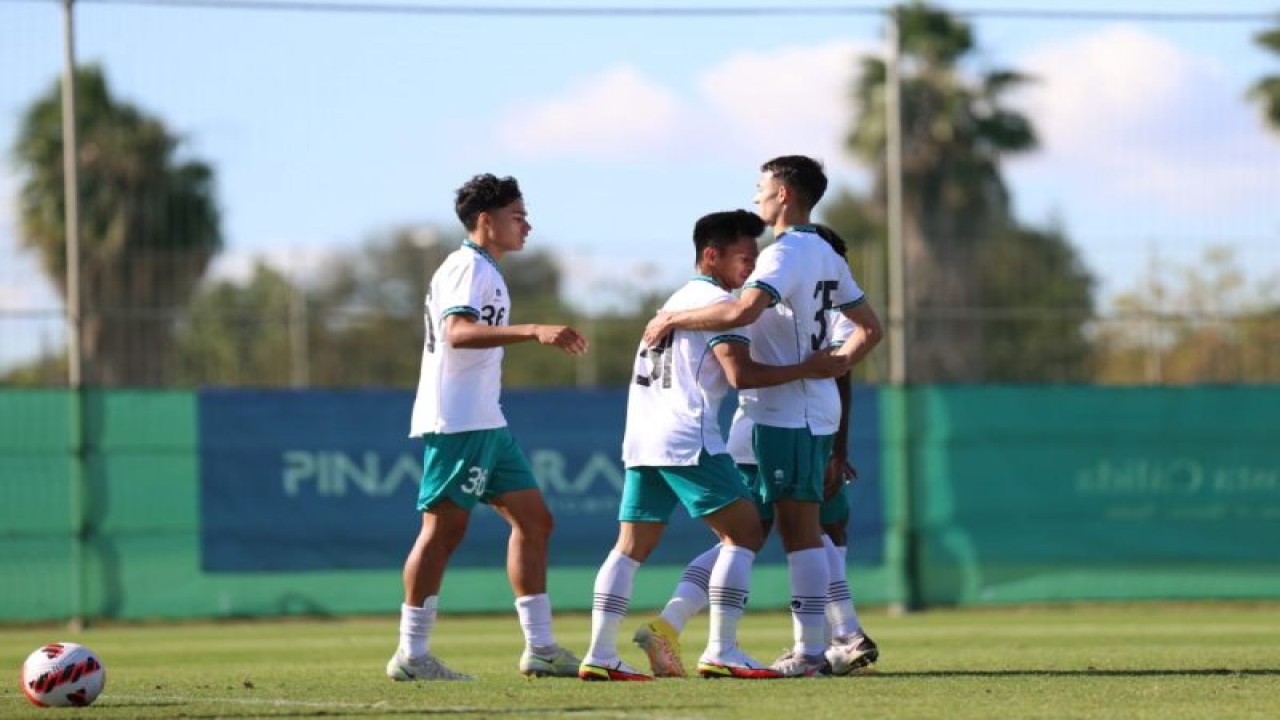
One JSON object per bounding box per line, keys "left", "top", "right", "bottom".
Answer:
{"left": 1012, "top": 25, "right": 1277, "bottom": 215}
{"left": 497, "top": 66, "right": 680, "bottom": 160}
{"left": 494, "top": 41, "right": 874, "bottom": 173}
{"left": 697, "top": 41, "right": 869, "bottom": 172}
{"left": 1018, "top": 25, "right": 1191, "bottom": 150}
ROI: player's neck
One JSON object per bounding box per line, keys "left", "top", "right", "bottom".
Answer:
{"left": 466, "top": 234, "right": 504, "bottom": 261}
{"left": 694, "top": 267, "right": 729, "bottom": 289}
{"left": 774, "top": 207, "right": 810, "bottom": 235}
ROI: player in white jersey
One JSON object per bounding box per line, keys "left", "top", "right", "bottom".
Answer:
{"left": 643, "top": 156, "right": 883, "bottom": 677}
{"left": 638, "top": 293, "right": 880, "bottom": 678}
{"left": 579, "top": 210, "right": 846, "bottom": 682}
{"left": 389, "top": 174, "right": 589, "bottom": 682}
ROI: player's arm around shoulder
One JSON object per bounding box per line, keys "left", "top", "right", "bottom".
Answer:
{"left": 444, "top": 314, "right": 589, "bottom": 355}
{"left": 642, "top": 288, "right": 772, "bottom": 347}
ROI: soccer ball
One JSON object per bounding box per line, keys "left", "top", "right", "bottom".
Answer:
{"left": 21, "top": 642, "right": 106, "bottom": 708}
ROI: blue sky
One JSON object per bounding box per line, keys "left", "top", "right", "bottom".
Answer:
{"left": 2, "top": 0, "right": 1279, "bottom": 369}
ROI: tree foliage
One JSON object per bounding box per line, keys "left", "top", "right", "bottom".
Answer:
{"left": 173, "top": 262, "right": 299, "bottom": 387}
{"left": 832, "top": 1, "right": 1094, "bottom": 382}
{"left": 823, "top": 190, "right": 1095, "bottom": 382}
{"left": 1093, "top": 247, "right": 1279, "bottom": 384}
{"left": 12, "top": 64, "right": 221, "bottom": 386}
{"left": 975, "top": 223, "right": 1094, "bottom": 381}
{"left": 172, "top": 228, "right": 662, "bottom": 388}
{"left": 1248, "top": 25, "right": 1280, "bottom": 132}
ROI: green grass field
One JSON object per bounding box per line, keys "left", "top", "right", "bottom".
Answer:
{"left": 2, "top": 604, "right": 1277, "bottom": 719}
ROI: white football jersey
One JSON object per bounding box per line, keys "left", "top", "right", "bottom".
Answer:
{"left": 740, "top": 226, "right": 864, "bottom": 434}
{"left": 622, "top": 277, "right": 750, "bottom": 467}
{"left": 410, "top": 241, "right": 511, "bottom": 436}
{"left": 726, "top": 311, "right": 858, "bottom": 464}
{"left": 725, "top": 404, "right": 755, "bottom": 465}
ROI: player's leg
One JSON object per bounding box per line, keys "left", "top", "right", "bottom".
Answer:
{"left": 660, "top": 461, "right": 774, "bottom": 632}
{"left": 658, "top": 453, "right": 779, "bottom": 679}
{"left": 487, "top": 428, "right": 579, "bottom": 677}
{"left": 581, "top": 520, "right": 664, "bottom": 681}
{"left": 633, "top": 542, "right": 717, "bottom": 678}
{"left": 635, "top": 461, "right": 771, "bottom": 674}
{"left": 581, "top": 467, "right": 675, "bottom": 681}
{"left": 819, "top": 490, "right": 857, "bottom": 641}
{"left": 388, "top": 432, "right": 484, "bottom": 682}
{"left": 820, "top": 497, "right": 878, "bottom": 674}
{"left": 662, "top": 544, "right": 720, "bottom": 633}
{"left": 696, "top": 498, "right": 781, "bottom": 679}
{"left": 755, "top": 425, "right": 833, "bottom": 677}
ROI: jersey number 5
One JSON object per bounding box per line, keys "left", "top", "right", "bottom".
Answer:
{"left": 811, "top": 280, "right": 838, "bottom": 350}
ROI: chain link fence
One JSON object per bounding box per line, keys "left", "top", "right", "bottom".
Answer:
{"left": 2, "top": 2, "right": 1277, "bottom": 387}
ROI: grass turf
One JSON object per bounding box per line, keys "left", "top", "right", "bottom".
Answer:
{"left": 2, "top": 603, "right": 1277, "bottom": 719}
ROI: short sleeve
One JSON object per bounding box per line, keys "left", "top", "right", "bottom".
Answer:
{"left": 830, "top": 262, "right": 866, "bottom": 311}
{"left": 708, "top": 294, "right": 751, "bottom": 347}
{"left": 828, "top": 312, "right": 857, "bottom": 348}
{"left": 743, "top": 243, "right": 797, "bottom": 307}
{"left": 436, "top": 257, "right": 489, "bottom": 319}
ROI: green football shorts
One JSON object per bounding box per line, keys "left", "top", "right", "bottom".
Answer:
{"left": 740, "top": 461, "right": 850, "bottom": 525}
{"left": 416, "top": 426, "right": 538, "bottom": 512}
{"left": 820, "top": 482, "right": 850, "bottom": 526}
{"left": 751, "top": 424, "right": 833, "bottom": 505}
{"left": 736, "top": 463, "right": 771, "bottom": 522}
{"left": 620, "top": 451, "right": 751, "bottom": 523}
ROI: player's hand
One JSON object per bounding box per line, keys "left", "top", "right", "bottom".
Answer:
{"left": 801, "top": 348, "right": 851, "bottom": 379}
{"left": 642, "top": 311, "right": 676, "bottom": 348}
{"left": 536, "top": 325, "right": 589, "bottom": 355}
{"left": 823, "top": 454, "right": 857, "bottom": 500}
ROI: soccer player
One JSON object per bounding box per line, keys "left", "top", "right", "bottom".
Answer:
{"left": 637, "top": 312, "right": 881, "bottom": 678}
{"left": 387, "top": 174, "right": 589, "bottom": 682}
{"left": 642, "top": 156, "right": 883, "bottom": 677}
{"left": 578, "top": 209, "right": 847, "bottom": 682}
{"left": 639, "top": 228, "right": 881, "bottom": 676}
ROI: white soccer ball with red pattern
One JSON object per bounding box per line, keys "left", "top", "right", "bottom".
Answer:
{"left": 21, "top": 642, "right": 106, "bottom": 707}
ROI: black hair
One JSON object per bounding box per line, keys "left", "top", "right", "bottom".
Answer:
{"left": 693, "top": 209, "right": 765, "bottom": 262}
{"left": 454, "top": 174, "right": 522, "bottom": 231}
{"left": 812, "top": 224, "right": 848, "bottom": 258}
{"left": 761, "top": 155, "right": 828, "bottom": 210}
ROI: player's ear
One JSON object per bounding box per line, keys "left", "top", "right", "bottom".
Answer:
{"left": 777, "top": 183, "right": 792, "bottom": 205}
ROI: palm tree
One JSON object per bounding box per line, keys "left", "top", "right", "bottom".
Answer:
{"left": 1249, "top": 24, "right": 1280, "bottom": 132}
{"left": 13, "top": 64, "right": 222, "bottom": 386}
{"left": 845, "top": 1, "right": 1037, "bottom": 381}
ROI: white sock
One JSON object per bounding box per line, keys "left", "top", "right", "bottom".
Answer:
{"left": 706, "top": 544, "right": 754, "bottom": 656}
{"left": 399, "top": 597, "right": 437, "bottom": 659}
{"left": 586, "top": 549, "right": 640, "bottom": 663}
{"left": 515, "top": 593, "right": 556, "bottom": 650}
{"left": 659, "top": 544, "right": 719, "bottom": 632}
{"left": 822, "top": 537, "right": 861, "bottom": 639}
{"left": 786, "top": 548, "right": 829, "bottom": 656}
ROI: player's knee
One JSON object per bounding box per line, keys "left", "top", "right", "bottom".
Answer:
{"left": 514, "top": 505, "right": 554, "bottom": 542}
{"left": 418, "top": 529, "right": 465, "bottom": 559}
{"left": 616, "top": 539, "right": 656, "bottom": 563}
{"left": 721, "top": 520, "right": 765, "bottom": 552}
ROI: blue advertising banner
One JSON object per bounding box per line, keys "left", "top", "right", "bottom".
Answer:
{"left": 198, "top": 387, "right": 882, "bottom": 572}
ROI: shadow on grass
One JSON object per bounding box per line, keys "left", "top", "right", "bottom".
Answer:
{"left": 101, "top": 702, "right": 715, "bottom": 718}
{"left": 866, "top": 668, "right": 1279, "bottom": 678}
